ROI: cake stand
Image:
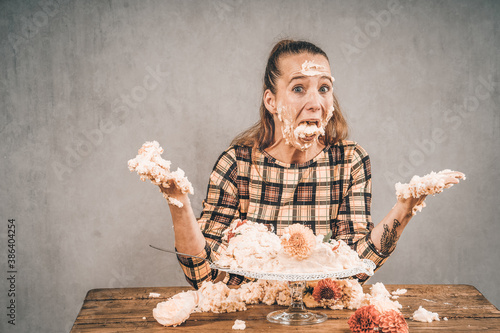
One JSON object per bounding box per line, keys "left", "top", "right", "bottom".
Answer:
{"left": 210, "top": 259, "right": 376, "bottom": 326}
{"left": 149, "top": 245, "right": 375, "bottom": 326}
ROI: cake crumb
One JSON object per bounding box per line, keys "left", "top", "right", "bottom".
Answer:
{"left": 392, "top": 288, "right": 407, "bottom": 296}
{"left": 444, "top": 317, "right": 448, "bottom": 321}
{"left": 149, "top": 292, "right": 161, "bottom": 298}
{"left": 232, "top": 319, "right": 246, "bottom": 330}
{"left": 412, "top": 306, "right": 440, "bottom": 322}
{"left": 142, "top": 317, "right": 146, "bottom": 320}
{"left": 422, "top": 298, "right": 437, "bottom": 303}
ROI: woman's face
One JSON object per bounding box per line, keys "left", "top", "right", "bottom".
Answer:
{"left": 267, "top": 53, "right": 335, "bottom": 151}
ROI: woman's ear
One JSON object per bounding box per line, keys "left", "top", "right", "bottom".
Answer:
{"left": 263, "top": 89, "right": 276, "bottom": 115}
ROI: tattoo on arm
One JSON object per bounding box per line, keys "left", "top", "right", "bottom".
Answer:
{"left": 380, "top": 219, "right": 401, "bottom": 255}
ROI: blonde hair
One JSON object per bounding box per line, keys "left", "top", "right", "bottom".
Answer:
{"left": 231, "top": 39, "right": 348, "bottom": 149}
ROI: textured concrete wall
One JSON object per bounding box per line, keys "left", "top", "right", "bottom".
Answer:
{"left": 0, "top": 0, "right": 498, "bottom": 331}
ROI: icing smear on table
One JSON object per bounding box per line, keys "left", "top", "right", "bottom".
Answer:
{"left": 412, "top": 306, "right": 440, "bottom": 322}
{"left": 232, "top": 319, "right": 246, "bottom": 330}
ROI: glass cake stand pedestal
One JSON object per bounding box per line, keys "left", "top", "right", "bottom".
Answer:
{"left": 210, "top": 259, "right": 376, "bottom": 326}
{"left": 267, "top": 280, "right": 326, "bottom": 325}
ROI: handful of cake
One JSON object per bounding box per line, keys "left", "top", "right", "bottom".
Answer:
{"left": 215, "top": 220, "right": 371, "bottom": 275}
{"left": 395, "top": 169, "right": 465, "bottom": 215}
{"left": 128, "top": 141, "right": 194, "bottom": 208}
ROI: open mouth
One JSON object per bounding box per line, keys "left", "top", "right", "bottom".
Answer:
{"left": 298, "top": 120, "right": 320, "bottom": 128}
{"left": 294, "top": 120, "right": 324, "bottom": 141}
{"left": 303, "top": 120, "right": 318, "bottom": 125}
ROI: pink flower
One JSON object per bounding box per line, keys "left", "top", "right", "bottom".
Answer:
{"left": 378, "top": 310, "right": 409, "bottom": 333}
{"left": 312, "top": 279, "right": 342, "bottom": 302}
{"left": 281, "top": 224, "right": 316, "bottom": 260}
{"left": 226, "top": 220, "right": 247, "bottom": 242}
{"left": 348, "top": 305, "right": 381, "bottom": 333}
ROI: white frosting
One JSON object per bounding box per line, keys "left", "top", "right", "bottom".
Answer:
{"left": 276, "top": 103, "right": 309, "bottom": 151}
{"left": 153, "top": 290, "right": 200, "bottom": 327}
{"left": 151, "top": 279, "right": 406, "bottom": 327}
{"left": 323, "top": 105, "right": 334, "bottom": 127}
{"left": 128, "top": 141, "right": 194, "bottom": 208}
{"left": 412, "top": 306, "right": 440, "bottom": 322}
{"left": 217, "top": 220, "right": 368, "bottom": 274}
{"left": 149, "top": 292, "right": 161, "bottom": 298}
{"left": 275, "top": 103, "right": 334, "bottom": 152}
{"left": 294, "top": 123, "right": 325, "bottom": 140}
{"left": 362, "top": 282, "right": 402, "bottom": 314}
{"left": 395, "top": 169, "right": 465, "bottom": 215}
{"left": 392, "top": 288, "right": 407, "bottom": 296}
{"left": 237, "top": 281, "right": 264, "bottom": 305}
{"left": 371, "top": 282, "right": 392, "bottom": 298}
{"left": 219, "top": 221, "right": 281, "bottom": 270}
{"left": 234, "top": 280, "right": 290, "bottom": 306}
{"left": 195, "top": 281, "right": 246, "bottom": 314}
{"left": 232, "top": 319, "right": 246, "bottom": 330}
{"left": 368, "top": 295, "right": 403, "bottom": 314}
{"left": 300, "top": 60, "right": 335, "bottom": 83}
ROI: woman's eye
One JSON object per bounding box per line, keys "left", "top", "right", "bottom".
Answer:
{"left": 292, "top": 86, "right": 304, "bottom": 93}
{"left": 319, "top": 85, "right": 330, "bottom": 93}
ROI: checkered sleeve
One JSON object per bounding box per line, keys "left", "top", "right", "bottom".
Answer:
{"left": 332, "top": 144, "right": 389, "bottom": 283}
{"left": 176, "top": 147, "right": 241, "bottom": 289}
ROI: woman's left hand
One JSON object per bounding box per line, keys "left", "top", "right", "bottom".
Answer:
{"left": 396, "top": 170, "right": 465, "bottom": 216}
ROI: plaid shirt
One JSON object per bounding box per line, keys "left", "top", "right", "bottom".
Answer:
{"left": 177, "top": 140, "right": 389, "bottom": 288}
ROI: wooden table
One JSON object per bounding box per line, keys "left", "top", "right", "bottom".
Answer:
{"left": 71, "top": 284, "right": 500, "bottom": 332}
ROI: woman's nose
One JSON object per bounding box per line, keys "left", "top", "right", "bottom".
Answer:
{"left": 304, "top": 90, "right": 322, "bottom": 113}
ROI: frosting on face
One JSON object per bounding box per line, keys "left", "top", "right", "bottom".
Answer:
{"left": 294, "top": 123, "right": 325, "bottom": 140}
{"left": 273, "top": 59, "right": 336, "bottom": 151}
{"left": 276, "top": 103, "right": 297, "bottom": 148}
{"left": 298, "top": 60, "right": 336, "bottom": 82}
{"left": 277, "top": 102, "right": 334, "bottom": 152}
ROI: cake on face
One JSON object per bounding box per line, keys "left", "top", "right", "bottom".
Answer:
{"left": 216, "top": 220, "right": 369, "bottom": 274}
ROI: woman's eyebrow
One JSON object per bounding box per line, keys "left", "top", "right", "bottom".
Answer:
{"left": 320, "top": 75, "right": 333, "bottom": 84}
{"left": 289, "top": 75, "right": 333, "bottom": 84}
{"left": 289, "top": 75, "right": 307, "bottom": 83}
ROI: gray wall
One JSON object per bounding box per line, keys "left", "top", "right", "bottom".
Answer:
{"left": 1, "top": 0, "right": 498, "bottom": 331}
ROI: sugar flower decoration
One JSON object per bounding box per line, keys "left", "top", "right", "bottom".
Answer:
{"left": 312, "top": 279, "right": 342, "bottom": 302}
{"left": 378, "top": 309, "right": 409, "bottom": 333}
{"left": 348, "top": 305, "right": 381, "bottom": 333}
{"left": 224, "top": 219, "right": 248, "bottom": 243}
{"left": 281, "top": 224, "right": 316, "bottom": 260}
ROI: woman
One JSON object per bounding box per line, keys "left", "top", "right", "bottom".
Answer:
{"left": 162, "top": 40, "right": 460, "bottom": 288}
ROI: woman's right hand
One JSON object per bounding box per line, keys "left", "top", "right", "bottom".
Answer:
{"left": 159, "top": 180, "right": 190, "bottom": 208}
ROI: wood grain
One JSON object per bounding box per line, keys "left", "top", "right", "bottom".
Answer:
{"left": 71, "top": 284, "right": 500, "bottom": 332}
